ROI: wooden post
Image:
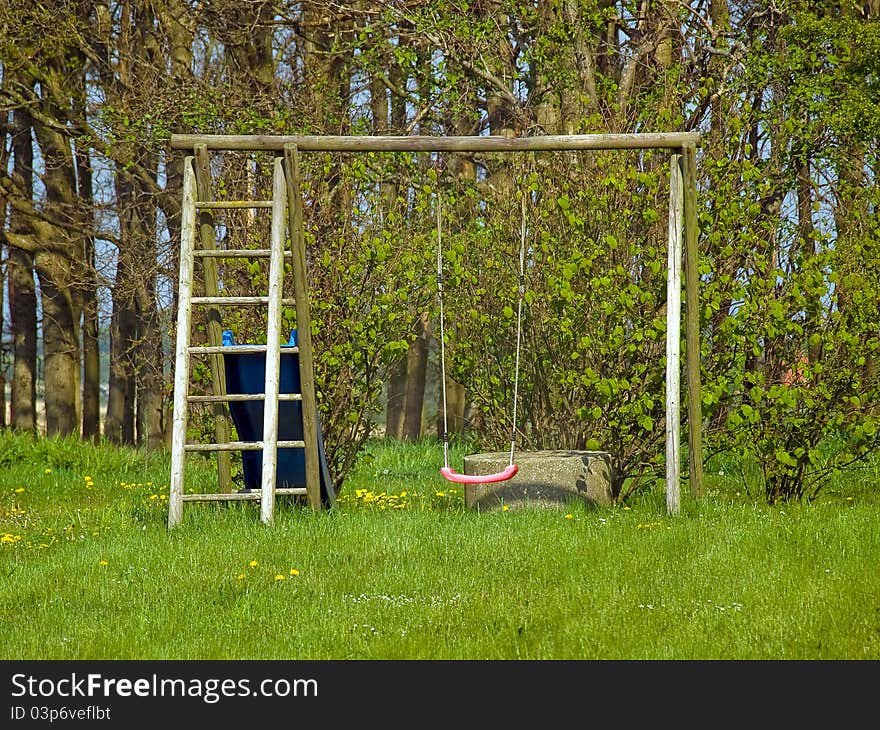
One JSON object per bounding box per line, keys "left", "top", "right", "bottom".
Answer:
{"left": 260, "top": 157, "right": 288, "bottom": 524}
{"left": 283, "top": 144, "right": 322, "bottom": 509}
{"left": 168, "top": 158, "right": 197, "bottom": 528}
{"left": 666, "top": 153, "right": 684, "bottom": 515}
{"left": 193, "top": 144, "right": 233, "bottom": 493}
{"left": 683, "top": 142, "right": 705, "bottom": 499}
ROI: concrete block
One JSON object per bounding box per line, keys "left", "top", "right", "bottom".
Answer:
{"left": 462, "top": 450, "right": 615, "bottom": 511}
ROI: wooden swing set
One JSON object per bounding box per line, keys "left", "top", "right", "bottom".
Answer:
{"left": 167, "top": 132, "right": 703, "bottom": 526}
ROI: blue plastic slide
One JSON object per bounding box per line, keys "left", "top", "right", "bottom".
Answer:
{"left": 221, "top": 330, "right": 335, "bottom": 507}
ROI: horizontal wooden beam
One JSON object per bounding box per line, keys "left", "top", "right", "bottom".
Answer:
{"left": 189, "top": 296, "right": 296, "bottom": 306}
{"left": 196, "top": 200, "right": 273, "bottom": 209}
{"left": 185, "top": 440, "right": 306, "bottom": 451}
{"left": 187, "top": 393, "right": 303, "bottom": 403}
{"left": 170, "top": 133, "right": 701, "bottom": 153}
{"left": 182, "top": 488, "right": 307, "bottom": 502}
{"left": 193, "top": 249, "right": 292, "bottom": 259}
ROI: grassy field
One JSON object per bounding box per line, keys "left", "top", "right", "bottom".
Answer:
{"left": 1, "top": 432, "right": 878, "bottom": 660}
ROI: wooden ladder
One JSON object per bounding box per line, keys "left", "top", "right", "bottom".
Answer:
{"left": 168, "top": 144, "right": 322, "bottom": 527}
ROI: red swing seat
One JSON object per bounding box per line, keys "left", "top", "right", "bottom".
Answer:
{"left": 440, "top": 463, "right": 519, "bottom": 484}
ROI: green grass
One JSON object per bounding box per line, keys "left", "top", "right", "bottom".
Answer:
{"left": 1, "top": 431, "right": 878, "bottom": 659}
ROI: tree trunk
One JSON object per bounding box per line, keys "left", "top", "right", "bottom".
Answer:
{"left": 76, "top": 127, "right": 101, "bottom": 442}
{"left": 104, "top": 235, "right": 138, "bottom": 445}
{"left": 127, "top": 159, "right": 164, "bottom": 449}
{"left": 37, "top": 260, "right": 81, "bottom": 436}
{"left": 155, "top": 0, "right": 195, "bottom": 446}
{"left": 371, "top": 47, "right": 410, "bottom": 439}
{"left": 136, "top": 268, "right": 165, "bottom": 450}
{"left": 708, "top": 0, "right": 731, "bottom": 156}
{"left": 99, "top": 2, "right": 167, "bottom": 448}
{"left": 796, "top": 151, "right": 821, "bottom": 363}
{"left": 402, "top": 313, "right": 430, "bottom": 440}
{"left": 31, "top": 62, "right": 84, "bottom": 436}
{"left": 437, "top": 374, "right": 467, "bottom": 437}
{"left": 6, "top": 102, "right": 38, "bottom": 433}
{"left": 385, "top": 355, "right": 407, "bottom": 439}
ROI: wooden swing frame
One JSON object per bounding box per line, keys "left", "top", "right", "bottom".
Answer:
{"left": 170, "top": 132, "right": 704, "bottom": 515}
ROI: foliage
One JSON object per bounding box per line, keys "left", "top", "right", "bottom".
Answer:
{"left": 698, "top": 3, "right": 880, "bottom": 502}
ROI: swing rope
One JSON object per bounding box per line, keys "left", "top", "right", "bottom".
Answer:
{"left": 510, "top": 192, "right": 527, "bottom": 465}
{"left": 437, "top": 188, "right": 528, "bottom": 485}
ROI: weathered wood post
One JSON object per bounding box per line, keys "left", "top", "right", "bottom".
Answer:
{"left": 257, "top": 157, "right": 288, "bottom": 524}
{"left": 283, "top": 144, "right": 323, "bottom": 510}
{"left": 683, "top": 142, "right": 704, "bottom": 499}
{"left": 666, "top": 152, "right": 684, "bottom": 515}
{"left": 168, "top": 157, "right": 197, "bottom": 529}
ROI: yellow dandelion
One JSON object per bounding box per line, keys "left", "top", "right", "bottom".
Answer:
{"left": 501, "top": 505, "right": 509, "bottom": 512}
{"left": 435, "top": 491, "right": 446, "bottom": 497}
{"left": 249, "top": 560, "right": 258, "bottom": 567}
{"left": 44, "top": 468, "right": 52, "bottom": 475}
{"left": 289, "top": 569, "right": 300, "bottom": 576}
{"left": 237, "top": 573, "right": 246, "bottom": 580}
{"left": 14, "top": 488, "right": 24, "bottom": 494}
{"left": 98, "top": 560, "right": 108, "bottom": 566}
{"left": 274, "top": 574, "right": 286, "bottom": 581}
{"left": 565, "top": 514, "right": 573, "bottom": 519}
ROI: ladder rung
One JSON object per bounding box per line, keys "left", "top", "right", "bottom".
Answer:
{"left": 185, "top": 440, "right": 306, "bottom": 452}
{"left": 194, "top": 249, "right": 292, "bottom": 258}
{"left": 187, "top": 345, "right": 299, "bottom": 355}
{"left": 187, "top": 393, "right": 303, "bottom": 403}
{"left": 182, "top": 488, "right": 308, "bottom": 502}
{"left": 191, "top": 296, "right": 296, "bottom": 306}
{"left": 190, "top": 344, "right": 266, "bottom": 354}
{"left": 195, "top": 200, "right": 273, "bottom": 209}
